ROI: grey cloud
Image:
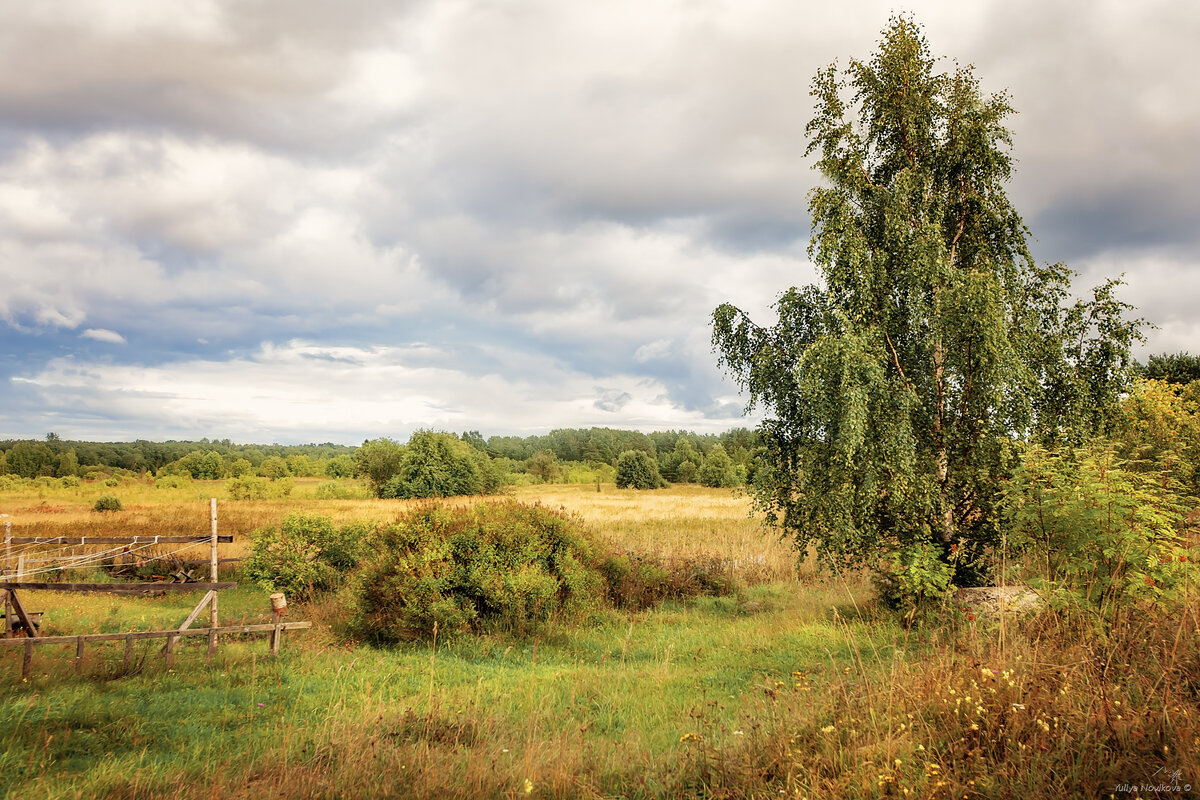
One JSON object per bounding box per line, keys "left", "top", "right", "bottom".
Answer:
{"left": 593, "top": 389, "right": 632, "bottom": 413}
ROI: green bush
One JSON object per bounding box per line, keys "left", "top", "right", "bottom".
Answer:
{"left": 60, "top": 475, "right": 81, "bottom": 488}
{"left": 354, "top": 500, "right": 604, "bottom": 641}
{"left": 314, "top": 480, "right": 368, "bottom": 500}
{"left": 227, "top": 475, "right": 293, "bottom": 500}
{"left": 698, "top": 443, "right": 739, "bottom": 488}
{"left": 92, "top": 495, "right": 123, "bottom": 512}
{"left": 1004, "top": 443, "right": 1194, "bottom": 625}
{"left": 872, "top": 540, "right": 956, "bottom": 619}
{"left": 614, "top": 450, "right": 667, "bottom": 489}
{"left": 0, "top": 474, "right": 28, "bottom": 491}
{"left": 103, "top": 477, "right": 120, "bottom": 487}
{"left": 154, "top": 474, "right": 190, "bottom": 490}
{"left": 379, "top": 430, "right": 503, "bottom": 499}
{"left": 243, "top": 514, "right": 371, "bottom": 602}
{"left": 599, "top": 553, "right": 736, "bottom": 610}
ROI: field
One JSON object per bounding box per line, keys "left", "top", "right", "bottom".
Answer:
{"left": 1, "top": 479, "right": 1197, "bottom": 799}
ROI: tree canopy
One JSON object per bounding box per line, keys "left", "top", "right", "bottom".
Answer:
{"left": 712, "top": 16, "right": 1141, "bottom": 583}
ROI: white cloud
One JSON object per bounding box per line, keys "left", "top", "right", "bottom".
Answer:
{"left": 80, "top": 328, "right": 127, "bottom": 344}
{"left": 12, "top": 340, "right": 752, "bottom": 442}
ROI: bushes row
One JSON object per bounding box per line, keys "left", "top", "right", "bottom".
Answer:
{"left": 245, "top": 501, "right": 739, "bottom": 641}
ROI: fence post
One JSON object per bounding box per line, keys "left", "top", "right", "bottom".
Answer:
{"left": 208, "top": 498, "right": 219, "bottom": 661}
{"left": 2, "top": 517, "right": 10, "bottom": 638}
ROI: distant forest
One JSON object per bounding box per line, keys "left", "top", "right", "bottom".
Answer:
{"left": 0, "top": 427, "right": 761, "bottom": 486}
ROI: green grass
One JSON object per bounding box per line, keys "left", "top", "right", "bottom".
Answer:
{"left": 0, "top": 578, "right": 903, "bottom": 799}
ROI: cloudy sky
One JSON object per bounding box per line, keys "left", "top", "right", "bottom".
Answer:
{"left": 1, "top": 0, "right": 1197, "bottom": 445}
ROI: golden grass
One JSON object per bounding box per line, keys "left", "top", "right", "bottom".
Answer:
{"left": 2, "top": 480, "right": 801, "bottom": 580}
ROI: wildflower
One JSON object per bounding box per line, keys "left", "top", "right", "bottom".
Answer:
{"left": 821, "top": 725, "right": 835, "bottom": 734}
{"left": 522, "top": 778, "right": 533, "bottom": 795}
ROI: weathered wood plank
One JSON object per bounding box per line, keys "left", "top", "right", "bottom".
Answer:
{"left": 0, "top": 582, "right": 237, "bottom": 594}
{"left": 7, "top": 536, "right": 234, "bottom": 545}
{"left": 7, "top": 590, "right": 38, "bottom": 638}
{"left": 0, "top": 621, "right": 312, "bottom": 647}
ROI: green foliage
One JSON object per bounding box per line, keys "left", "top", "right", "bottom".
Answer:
{"left": 872, "top": 540, "right": 955, "bottom": 617}
{"left": 227, "top": 475, "right": 294, "bottom": 500}
{"left": 598, "top": 553, "right": 736, "bottom": 610}
{"left": 378, "top": 430, "right": 502, "bottom": 500}
{"left": 1142, "top": 351, "right": 1200, "bottom": 385}
{"left": 0, "top": 474, "right": 27, "bottom": 490}
{"left": 176, "top": 450, "right": 226, "bottom": 480}
{"left": 257, "top": 456, "right": 291, "bottom": 479}
{"left": 154, "top": 474, "right": 190, "bottom": 490}
{"left": 1004, "top": 443, "right": 1194, "bottom": 623}
{"left": 60, "top": 475, "right": 81, "bottom": 488}
{"left": 324, "top": 453, "right": 356, "bottom": 478}
{"left": 314, "top": 480, "right": 368, "bottom": 500}
{"left": 5, "top": 440, "right": 55, "bottom": 478}
{"left": 353, "top": 437, "right": 406, "bottom": 496}
{"left": 524, "top": 450, "right": 562, "bottom": 483}
{"left": 614, "top": 450, "right": 667, "bottom": 490}
{"left": 354, "top": 501, "right": 604, "bottom": 641}
{"left": 229, "top": 458, "right": 253, "bottom": 477}
{"left": 675, "top": 460, "right": 699, "bottom": 483}
{"left": 244, "top": 514, "right": 370, "bottom": 602}
{"left": 711, "top": 17, "right": 1141, "bottom": 590}
{"left": 55, "top": 449, "right": 79, "bottom": 478}
{"left": 1112, "top": 378, "right": 1200, "bottom": 498}
{"left": 92, "top": 495, "right": 123, "bottom": 512}
{"left": 698, "top": 443, "right": 738, "bottom": 488}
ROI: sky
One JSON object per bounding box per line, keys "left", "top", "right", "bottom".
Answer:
{"left": 1, "top": 0, "right": 1197, "bottom": 445}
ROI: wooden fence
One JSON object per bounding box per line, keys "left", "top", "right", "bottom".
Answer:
{"left": 1, "top": 499, "right": 309, "bottom": 679}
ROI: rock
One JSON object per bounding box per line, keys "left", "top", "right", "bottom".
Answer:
{"left": 954, "top": 585, "right": 1040, "bottom": 615}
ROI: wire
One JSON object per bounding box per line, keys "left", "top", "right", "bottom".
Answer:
{"left": 9, "top": 540, "right": 204, "bottom": 579}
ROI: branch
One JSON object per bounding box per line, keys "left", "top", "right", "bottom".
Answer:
{"left": 884, "top": 329, "right": 914, "bottom": 393}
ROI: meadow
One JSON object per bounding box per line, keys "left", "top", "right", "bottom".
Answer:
{"left": 1, "top": 478, "right": 1197, "bottom": 799}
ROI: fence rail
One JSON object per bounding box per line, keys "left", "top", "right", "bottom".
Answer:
{"left": 6, "top": 536, "right": 234, "bottom": 545}
{"left": 0, "top": 622, "right": 313, "bottom": 678}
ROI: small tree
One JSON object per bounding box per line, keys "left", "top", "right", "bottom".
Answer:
{"left": 258, "top": 456, "right": 291, "bottom": 479}
{"left": 698, "top": 443, "right": 738, "bottom": 488}
{"left": 380, "top": 430, "right": 503, "bottom": 499}
{"left": 354, "top": 438, "right": 406, "bottom": 496}
{"left": 1143, "top": 352, "right": 1200, "bottom": 386}
{"left": 615, "top": 450, "right": 666, "bottom": 490}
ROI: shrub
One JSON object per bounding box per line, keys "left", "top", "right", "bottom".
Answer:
{"left": 872, "top": 540, "right": 956, "bottom": 619}
{"left": 698, "top": 443, "right": 739, "bottom": 488}
{"left": 314, "top": 481, "right": 368, "bottom": 500}
{"left": 61, "top": 475, "right": 81, "bottom": 488}
{"left": 92, "top": 495, "right": 123, "bottom": 512}
{"left": 244, "top": 514, "right": 371, "bottom": 602}
{"left": 354, "top": 500, "right": 604, "bottom": 641}
{"left": 599, "top": 553, "right": 736, "bottom": 610}
{"left": 1004, "top": 442, "right": 1194, "bottom": 625}
{"left": 0, "top": 474, "right": 28, "bottom": 491}
{"left": 103, "top": 477, "right": 120, "bottom": 487}
{"left": 154, "top": 474, "right": 190, "bottom": 490}
{"left": 227, "top": 475, "right": 293, "bottom": 500}
{"left": 614, "top": 450, "right": 666, "bottom": 489}
{"left": 354, "top": 438, "right": 406, "bottom": 495}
